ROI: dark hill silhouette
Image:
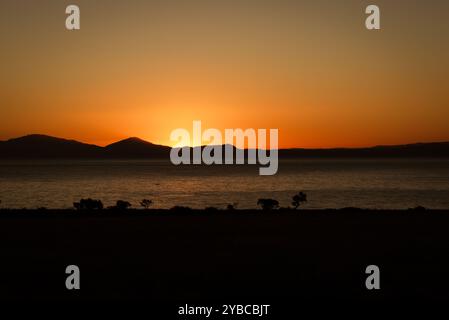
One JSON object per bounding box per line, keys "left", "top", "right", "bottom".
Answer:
{"left": 0, "top": 134, "right": 449, "bottom": 159}
{"left": 0, "top": 134, "right": 103, "bottom": 158}
{"left": 278, "top": 142, "right": 449, "bottom": 158}
{"left": 104, "top": 137, "right": 170, "bottom": 158}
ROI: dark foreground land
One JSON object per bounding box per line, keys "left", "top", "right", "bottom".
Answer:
{"left": 0, "top": 209, "right": 449, "bottom": 313}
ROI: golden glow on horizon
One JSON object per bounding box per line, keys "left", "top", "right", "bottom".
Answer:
{"left": 1, "top": 0, "right": 449, "bottom": 148}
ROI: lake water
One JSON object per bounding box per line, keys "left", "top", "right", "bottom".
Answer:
{"left": 0, "top": 159, "right": 449, "bottom": 210}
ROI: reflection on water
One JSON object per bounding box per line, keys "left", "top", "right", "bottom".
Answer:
{"left": 1, "top": 159, "right": 449, "bottom": 209}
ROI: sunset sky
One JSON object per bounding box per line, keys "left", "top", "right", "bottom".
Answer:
{"left": 1, "top": 0, "right": 448, "bottom": 148}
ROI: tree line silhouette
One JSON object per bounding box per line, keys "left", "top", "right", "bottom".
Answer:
{"left": 72, "top": 192, "right": 308, "bottom": 211}
{"left": 0, "top": 195, "right": 431, "bottom": 211}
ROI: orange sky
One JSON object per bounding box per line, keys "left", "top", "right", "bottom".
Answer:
{"left": 1, "top": 0, "right": 449, "bottom": 148}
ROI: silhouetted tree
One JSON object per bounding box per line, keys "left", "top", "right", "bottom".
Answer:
{"left": 170, "top": 206, "right": 192, "bottom": 211}
{"left": 227, "top": 202, "right": 238, "bottom": 210}
{"left": 74, "top": 198, "right": 103, "bottom": 210}
{"left": 409, "top": 206, "right": 426, "bottom": 211}
{"left": 140, "top": 199, "right": 153, "bottom": 209}
{"left": 292, "top": 192, "right": 307, "bottom": 209}
{"left": 116, "top": 200, "right": 132, "bottom": 210}
{"left": 257, "top": 198, "right": 279, "bottom": 210}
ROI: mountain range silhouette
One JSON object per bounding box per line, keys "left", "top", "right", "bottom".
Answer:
{"left": 1, "top": 134, "right": 449, "bottom": 159}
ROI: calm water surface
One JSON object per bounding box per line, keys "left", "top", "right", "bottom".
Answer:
{"left": 0, "top": 159, "right": 449, "bottom": 209}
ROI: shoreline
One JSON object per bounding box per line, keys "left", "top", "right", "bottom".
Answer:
{"left": 1, "top": 208, "right": 449, "bottom": 302}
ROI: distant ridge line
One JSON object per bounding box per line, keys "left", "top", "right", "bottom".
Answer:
{"left": 1, "top": 134, "right": 449, "bottom": 159}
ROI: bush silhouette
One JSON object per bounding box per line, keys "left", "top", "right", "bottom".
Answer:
{"left": 116, "top": 200, "right": 132, "bottom": 210}
{"left": 74, "top": 198, "right": 103, "bottom": 210}
{"left": 257, "top": 198, "right": 279, "bottom": 210}
{"left": 140, "top": 199, "right": 153, "bottom": 209}
{"left": 226, "top": 203, "right": 238, "bottom": 210}
{"left": 170, "top": 206, "right": 192, "bottom": 211}
{"left": 292, "top": 192, "right": 307, "bottom": 209}
{"left": 409, "top": 206, "right": 426, "bottom": 211}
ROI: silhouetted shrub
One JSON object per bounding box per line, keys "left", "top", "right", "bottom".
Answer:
{"left": 292, "top": 192, "right": 307, "bottom": 209}
{"left": 140, "top": 199, "right": 153, "bottom": 209}
{"left": 116, "top": 200, "right": 132, "bottom": 210}
{"left": 170, "top": 206, "right": 192, "bottom": 211}
{"left": 226, "top": 203, "right": 238, "bottom": 210}
{"left": 257, "top": 199, "right": 279, "bottom": 210}
{"left": 205, "top": 206, "right": 219, "bottom": 212}
{"left": 74, "top": 198, "right": 103, "bottom": 210}
{"left": 340, "top": 207, "right": 361, "bottom": 211}
{"left": 409, "top": 206, "right": 426, "bottom": 211}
